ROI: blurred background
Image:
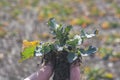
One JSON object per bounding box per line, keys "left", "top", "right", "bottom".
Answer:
{"left": 0, "top": 0, "right": 120, "bottom": 80}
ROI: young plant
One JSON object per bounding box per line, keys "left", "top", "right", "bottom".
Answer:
{"left": 20, "top": 18, "right": 98, "bottom": 80}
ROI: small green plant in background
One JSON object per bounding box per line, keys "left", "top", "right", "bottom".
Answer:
{"left": 84, "top": 67, "right": 114, "bottom": 80}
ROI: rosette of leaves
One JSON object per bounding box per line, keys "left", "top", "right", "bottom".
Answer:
{"left": 20, "top": 18, "right": 98, "bottom": 80}
{"left": 35, "top": 18, "right": 97, "bottom": 63}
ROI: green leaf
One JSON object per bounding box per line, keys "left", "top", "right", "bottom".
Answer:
{"left": 80, "top": 29, "right": 98, "bottom": 39}
{"left": 62, "top": 25, "right": 72, "bottom": 43}
{"left": 64, "top": 25, "right": 72, "bottom": 34}
{"left": 34, "top": 45, "right": 43, "bottom": 56}
{"left": 80, "top": 48, "right": 85, "bottom": 54}
{"left": 48, "top": 18, "right": 59, "bottom": 30}
{"left": 87, "top": 46, "right": 97, "bottom": 54}
{"left": 19, "top": 46, "right": 36, "bottom": 62}
{"left": 80, "top": 46, "right": 97, "bottom": 55}
{"left": 76, "top": 49, "right": 81, "bottom": 56}
{"left": 67, "top": 53, "right": 78, "bottom": 63}
{"left": 34, "top": 43, "right": 54, "bottom": 56}
{"left": 49, "top": 44, "right": 54, "bottom": 50}
{"left": 19, "top": 40, "right": 39, "bottom": 62}
{"left": 66, "top": 39, "right": 78, "bottom": 47}
{"left": 41, "top": 43, "right": 51, "bottom": 54}
{"left": 55, "top": 25, "right": 68, "bottom": 45}
{"left": 80, "top": 29, "right": 86, "bottom": 37}
{"left": 55, "top": 25, "right": 63, "bottom": 38}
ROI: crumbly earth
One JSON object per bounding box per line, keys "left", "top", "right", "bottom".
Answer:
{"left": 42, "top": 51, "right": 81, "bottom": 80}
{"left": 53, "top": 51, "right": 70, "bottom": 80}
{"left": 43, "top": 51, "right": 70, "bottom": 80}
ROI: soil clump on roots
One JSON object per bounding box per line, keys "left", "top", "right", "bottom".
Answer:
{"left": 42, "top": 50, "right": 81, "bottom": 80}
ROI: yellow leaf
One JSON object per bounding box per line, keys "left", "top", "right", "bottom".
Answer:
{"left": 104, "top": 73, "right": 114, "bottom": 79}
{"left": 23, "top": 40, "right": 39, "bottom": 48}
